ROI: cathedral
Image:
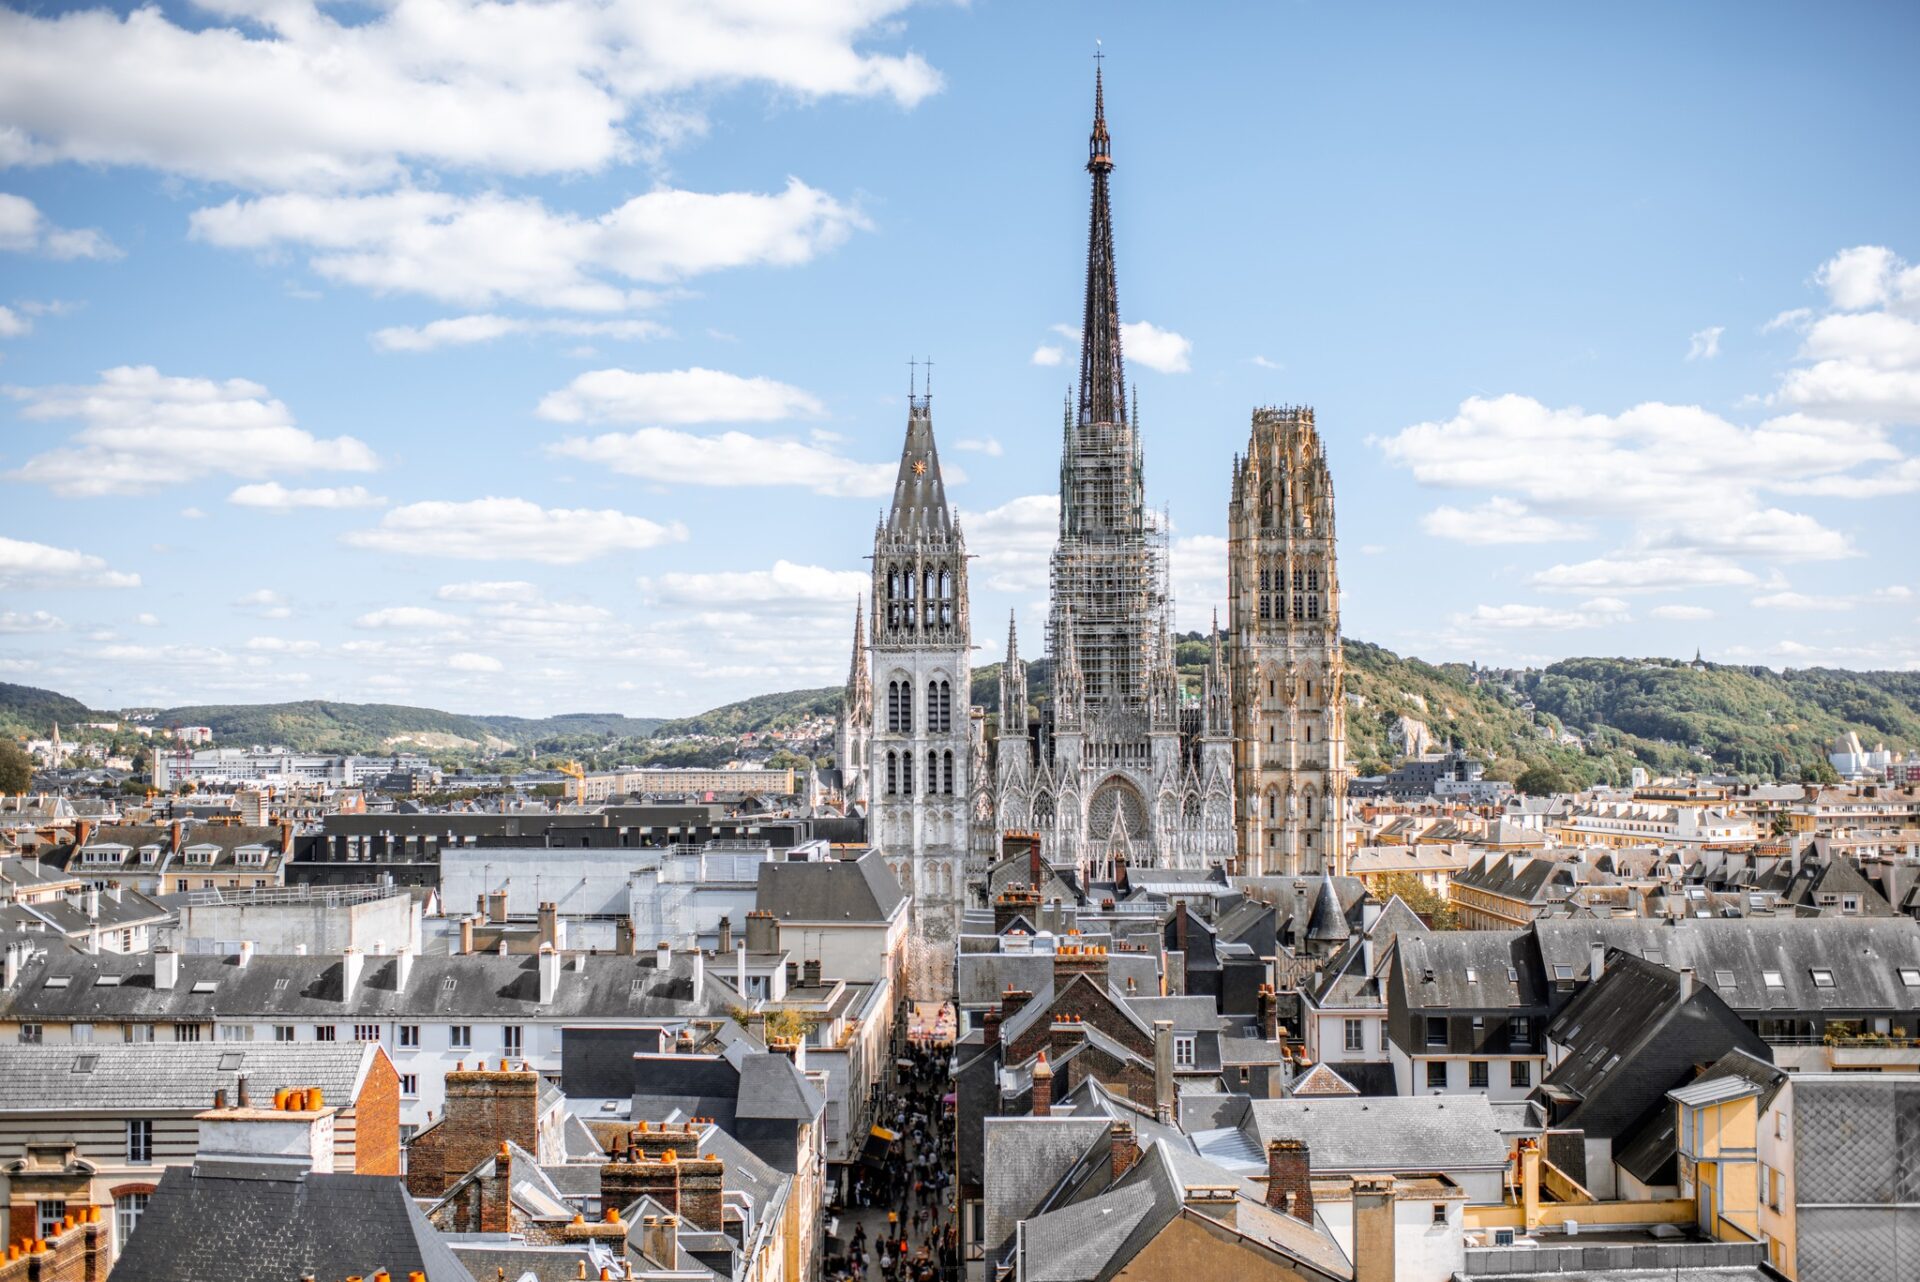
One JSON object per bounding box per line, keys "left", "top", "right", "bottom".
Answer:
{"left": 836, "top": 70, "right": 1346, "bottom": 997}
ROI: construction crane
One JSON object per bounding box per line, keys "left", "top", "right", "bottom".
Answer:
{"left": 556, "top": 760, "right": 587, "bottom": 805}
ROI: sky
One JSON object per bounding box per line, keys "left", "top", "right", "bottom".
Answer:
{"left": 1, "top": 1, "right": 1918, "bottom": 719}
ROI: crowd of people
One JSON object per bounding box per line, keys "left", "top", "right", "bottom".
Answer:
{"left": 825, "top": 1032, "right": 958, "bottom": 1281}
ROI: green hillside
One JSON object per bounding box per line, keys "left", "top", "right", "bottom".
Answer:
{"left": 650, "top": 687, "right": 841, "bottom": 739}
{"left": 0, "top": 683, "right": 93, "bottom": 737}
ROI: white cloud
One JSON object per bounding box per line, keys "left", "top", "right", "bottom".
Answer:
{"left": 345, "top": 497, "right": 686, "bottom": 564}
{"left": 535, "top": 366, "right": 824, "bottom": 423}
{"left": 962, "top": 494, "right": 1058, "bottom": 593}
{"left": 1453, "top": 600, "right": 1629, "bottom": 631}
{"left": 1421, "top": 497, "right": 1590, "bottom": 546}
{"left": 355, "top": 606, "right": 463, "bottom": 630}
{"left": 954, "top": 437, "right": 1003, "bottom": 457}
{"left": 193, "top": 181, "right": 867, "bottom": 311}
{"left": 0, "top": 192, "right": 117, "bottom": 259}
{"left": 1763, "top": 307, "right": 1812, "bottom": 334}
{"left": 0, "top": 536, "right": 139, "bottom": 590}
{"left": 1530, "top": 555, "right": 1759, "bottom": 595}
{"left": 7, "top": 365, "right": 378, "bottom": 498}
{"left": 1752, "top": 590, "right": 1853, "bottom": 611}
{"left": 1686, "top": 326, "right": 1723, "bottom": 361}
{"left": 1031, "top": 344, "right": 1064, "bottom": 367}
{"left": 549, "top": 427, "right": 892, "bottom": 497}
{"left": 448, "top": 652, "right": 505, "bottom": 673}
{"left": 1119, "top": 320, "right": 1191, "bottom": 374}
{"left": 1250, "top": 355, "right": 1282, "bottom": 370}
{"left": 372, "top": 313, "right": 669, "bottom": 352}
{"left": 0, "top": 1, "right": 939, "bottom": 191}
{"left": 0, "top": 610, "right": 65, "bottom": 634}
{"left": 1650, "top": 604, "right": 1715, "bottom": 621}
{"left": 228, "top": 482, "right": 386, "bottom": 510}
{"left": 436, "top": 580, "right": 537, "bottom": 602}
{"left": 233, "top": 588, "right": 291, "bottom": 619}
{"left": 134, "top": 612, "right": 160, "bottom": 626}
{"left": 245, "top": 636, "right": 320, "bottom": 654}
{"left": 643, "top": 560, "right": 867, "bottom": 615}
{"left": 1170, "top": 535, "right": 1229, "bottom": 630}
{"left": 1816, "top": 245, "right": 1920, "bottom": 313}
{"left": 0, "top": 306, "right": 28, "bottom": 338}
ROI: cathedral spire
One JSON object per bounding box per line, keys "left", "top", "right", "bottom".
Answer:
{"left": 845, "top": 599, "right": 872, "bottom": 718}
{"left": 1002, "top": 610, "right": 1028, "bottom": 735}
{"left": 1077, "top": 63, "right": 1126, "bottom": 430}
{"left": 886, "top": 395, "right": 952, "bottom": 537}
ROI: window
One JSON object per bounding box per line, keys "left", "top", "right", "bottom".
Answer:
{"left": 400, "top": 1074, "right": 419, "bottom": 1097}
{"left": 1173, "top": 1035, "right": 1195, "bottom": 1068}
{"left": 1900, "top": 968, "right": 1920, "bottom": 988}
{"left": 36, "top": 1200, "right": 65, "bottom": 1239}
{"left": 18, "top": 1024, "right": 41, "bottom": 1045}
{"left": 398, "top": 1024, "right": 420, "bottom": 1048}
{"left": 1426, "top": 1061, "right": 1448, "bottom": 1089}
{"left": 115, "top": 1192, "right": 148, "bottom": 1251}
{"left": 1425, "top": 1017, "right": 1448, "bottom": 1047}
{"left": 1763, "top": 970, "right": 1785, "bottom": 990}
{"left": 273, "top": 1025, "right": 295, "bottom": 1042}
{"left": 353, "top": 1024, "right": 381, "bottom": 1042}
{"left": 173, "top": 1024, "right": 203, "bottom": 1043}
{"left": 503, "top": 1025, "right": 523, "bottom": 1057}
{"left": 1464, "top": 968, "right": 1478, "bottom": 984}
{"left": 1344, "top": 1019, "right": 1364, "bottom": 1053}
{"left": 1431, "top": 1203, "right": 1448, "bottom": 1226}
{"left": 1809, "top": 968, "right": 1835, "bottom": 988}
{"left": 1510, "top": 1060, "right": 1532, "bottom": 1088}
{"left": 127, "top": 1119, "right": 153, "bottom": 1164}
{"left": 124, "top": 1024, "right": 153, "bottom": 1044}
{"left": 314, "top": 1025, "right": 337, "bottom": 1042}
{"left": 71, "top": 1024, "right": 93, "bottom": 1044}
{"left": 1468, "top": 1060, "right": 1489, "bottom": 1089}
{"left": 450, "top": 1025, "right": 472, "bottom": 1049}
{"left": 1716, "top": 969, "right": 1737, "bottom": 989}
{"left": 217, "top": 1024, "right": 253, "bottom": 1042}
{"left": 1551, "top": 964, "right": 1574, "bottom": 982}
{"left": 1509, "top": 1016, "right": 1531, "bottom": 1046}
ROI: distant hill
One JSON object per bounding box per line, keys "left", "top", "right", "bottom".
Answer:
{"left": 0, "top": 683, "right": 93, "bottom": 737}
{"left": 6, "top": 644, "right": 1915, "bottom": 783}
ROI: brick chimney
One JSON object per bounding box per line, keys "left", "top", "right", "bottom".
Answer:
{"left": 676, "top": 1155, "right": 726, "bottom": 1231}
{"left": 1048, "top": 1013, "right": 1086, "bottom": 1062}
{"left": 1110, "top": 1122, "right": 1138, "bottom": 1180}
{"left": 405, "top": 1064, "right": 541, "bottom": 1200}
{"left": 802, "top": 957, "right": 822, "bottom": 986}
{"left": 602, "top": 1151, "right": 682, "bottom": 1217}
{"left": 744, "top": 909, "right": 778, "bottom": 953}
{"left": 1001, "top": 987, "right": 1034, "bottom": 1023}
{"left": 993, "top": 886, "right": 1042, "bottom": 935}
{"left": 1030, "top": 1051, "right": 1053, "bottom": 1115}
{"left": 717, "top": 916, "right": 733, "bottom": 953}
{"left": 1053, "top": 943, "right": 1109, "bottom": 985}
{"left": 1172, "top": 900, "right": 1189, "bottom": 957}
{"left": 1257, "top": 984, "right": 1278, "bottom": 1042}
{"left": 1265, "top": 1139, "right": 1313, "bottom": 1224}
{"left": 982, "top": 1009, "right": 1002, "bottom": 1050}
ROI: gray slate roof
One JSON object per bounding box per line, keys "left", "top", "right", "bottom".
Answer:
{"left": 0, "top": 1041, "right": 377, "bottom": 1112}
{"left": 756, "top": 850, "right": 904, "bottom": 923}
{"left": 1245, "top": 1095, "right": 1510, "bottom": 1173}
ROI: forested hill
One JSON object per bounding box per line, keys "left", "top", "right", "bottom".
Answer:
{"left": 6, "top": 646, "right": 1916, "bottom": 783}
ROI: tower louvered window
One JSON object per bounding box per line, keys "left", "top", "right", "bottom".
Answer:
{"left": 943, "top": 750, "right": 955, "bottom": 795}
{"left": 886, "top": 752, "right": 898, "bottom": 796}
{"left": 902, "top": 753, "right": 914, "bottom": 795}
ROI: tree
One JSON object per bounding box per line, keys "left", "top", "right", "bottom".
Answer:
{"left": 1799, "top": 761, "right": 1839, "bottom": 786}
{"left": 1372, "top": 873, "right": 1457, "bottom": 930}
{"left": 0, "top": 740, "right": 32, "bottom": 795}
{"left": 1514, "top": 763, "right": 1575, "bottom": 797}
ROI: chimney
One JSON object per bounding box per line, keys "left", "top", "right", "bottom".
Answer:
{"left": 1351, "top": 1175, "right": 1397, "bottom": 1282}
{"left": 170, "top": 820, "right": 184, "bottom": 854}
{"left": 85, "top": 887, "right": 99, "bottom": 920}
{"left": 771, "top": 1037, "right": 807, "bottom": 1072}
{"left": 539, "top": 901, "right": 559, "bottom": 949}
{"left": 409, "top": 1065, "right": 541, "bottom": 1201}
{"left": 802, "top": 957, "right": 822, "bottom": 986}
{"left": 539, "top": 944, "right": 561, "bottom": 1006}
{"left": 686, "top": 947, "right": 704, "bottom": 997}
{"left": 1110, "top": 1122, "right": 1138, "bottom": 1181}
{"left": 1257, "top": 985, "right": 1278, "bottom": 1042}
{"left": 676, "top": 1155, "right": 725, "bottom": 1231}
{"left": 487, "top": 889, "right": 509, "bottom": 924}
{"left": 1678, "top": 966, "right": 1695, "bottom": 1002}
{"left": 1030, "top": 1051, "right": 1052, "bottom": 1115}
{"left": 982, "top": 1009, "right": 1003, "bottom": 1050}
{"left": 1172, "top": 900, "right": 1189, "bottom": 956}
{"left": 237, "top": 939, "right": 254, "bottom": 968}
{"left": 1265, "top": 1139, "right": 1313, "bottom": 1223}
{"left": 656, "top": 940, "right": 672, "bottom": 971}
{"left": 615, "top": 916, "right": 635, "bottom": 956}
{"left": 1152, "top": 1020, "right": 1174, "bottom": 1124}
{"left": 154, "top": 948, "right": 180, "bottom": 991}
{"left": 341, "top": 947, "right": 364, "bottom": 999}
{"left": 395, "top": 948, "right": 415, "bottom": 992}
{"left": 641, "top": 1215, "right": 678, "bottom": 1270}
{"left": 735, "top": 942, "right": 749, "bottom": 997}
{"left": 459, "top": 916, "right": 475, "bottom": 956}
{"left": 1001, "top": 987, "right": 1034, "bottom": 1023}
{"left": 1049, "top": 1013, "right": 1086, "bottom": 1062}
{"left": 717, "top": 916, "right": 733, "bottom": 953}
{"left": 744, "top": 909, "right": 778, "bottom": 953}
{"left": 194, "top": 1091, "right": 337, "bottom": 1178}
{"left": 1590, "top": 940, "right": 1606, "bottom": 981}
{"left": 601, "top": 1151, "right": 681, "bottom": 1217}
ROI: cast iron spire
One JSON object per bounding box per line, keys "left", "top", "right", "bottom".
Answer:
{"left": 1077, "top": 64, "right": 1126, "bottom": 429}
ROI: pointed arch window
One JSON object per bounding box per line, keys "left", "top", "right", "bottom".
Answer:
{"left": 1307, "top": 594, "right": 1320, "bottom": 620}
{"left": 1293, "top": 594, "right": 1304, "bottom": 621}
{"left": 885, "top": 751, "right": 898, "bottom": 796}
{"left": 943, "top": 750, "right": 955, "bottom": 796}
{"left": 1307, "top": 568, "right": 1320, "bottom": 593}
{"left": 887, "top": 567, "right": 901, "bottom": 629}
{"left": 1305, "top": 792, "right": 1315, "bottom": 820}
{"left": 901, "top": 752, "right": 914, "bottom": 796}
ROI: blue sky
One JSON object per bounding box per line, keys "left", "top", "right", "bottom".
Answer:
{"left": 2, "top": 1, "right": 1917, "bottom": 717}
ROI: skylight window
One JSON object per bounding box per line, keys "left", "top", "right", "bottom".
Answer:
{"left": 1763, "top": 970, "right": 1786, "bottom": 989}
{"left": 1809, "top": 968, "right": 1835, "bottom": 988}
{"left": 1552, "top": 964, "right": 1574, "bottom": 980}
{"left": 71, "top": 1055, "right": 97, "bottom": 1074}
{"left": 218, "top": 1052, "right": 245, "bottom": 1071}
{"left": 1715, "top": 970, "right": 1736, "bottom": 988}
{"left": 1899, "top": 968, "right": 1920, "bottom": 987}
{"left": 43, "top": 977, "right": 69, "bottom": 989}
{"left": 1465, "top": 968, "right": 1478, "bottom": 983}
{"left": 191, "top": 980, "right": 219, "bottom": 993}
{"left": 92, "top": 976, "right": 120, "bottom": 987}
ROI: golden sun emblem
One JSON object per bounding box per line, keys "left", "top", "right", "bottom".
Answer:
{"left": 912, "top": 459, "right": 928, "bottom": 476}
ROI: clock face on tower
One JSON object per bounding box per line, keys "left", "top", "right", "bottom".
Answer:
{"left": 913, "top": 459, "right": 928, "bottom": 476}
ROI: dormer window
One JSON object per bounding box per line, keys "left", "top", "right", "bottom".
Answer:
{"left": 184, "top": 844, "right": 219, "bottom": 866}
{"left": 234, "top": 845, "right": 269, "bottom": 867}
{"left": 139, "top": 847, "right": 159, "bottom": 865}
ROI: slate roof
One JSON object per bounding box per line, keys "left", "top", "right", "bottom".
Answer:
{"left": 0, "top": 1041, "right": 377, "bottom": 1112}
{"left": 1245, "top": 1096, "right": 1510, "bottom": 1173}
{"left": 755, "top": 850, "right": 904, "bottom": 923}
{"left": 0, "top": 947, "right": 735, "bottom": 1023}
{"left": 1393, "top": 930, "right": 1545, "bottom": 1011}
{"left": 111, "top": 1165, "right": 476, "bottom": 1282}
{"left": 983, "top": 1116, "right": 1110, "bottom": 1261}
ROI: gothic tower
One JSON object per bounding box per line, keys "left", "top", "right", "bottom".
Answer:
{"left": 834, "top": 601, "right": 872, "bottom": 812}
{"left": 1228, "top": 407, "right": 1347, "bottom": 875}
{"left": 870, "top": 391, "right": 970, "bottom": 1001}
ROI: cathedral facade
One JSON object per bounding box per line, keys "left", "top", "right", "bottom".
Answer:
{"left": 1227, "top": 407, "right": 1347, "bottom": 875}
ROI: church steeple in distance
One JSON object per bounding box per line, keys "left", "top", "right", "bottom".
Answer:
{"left": 1078, "top": 63, "right": 1126, "bottom": 431}
{"left": 886, "top": 367, "right": 951, "bottom": 537}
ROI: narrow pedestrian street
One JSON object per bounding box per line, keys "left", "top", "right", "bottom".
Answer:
{"left": 823, "top": 1028, "right": 959, "bottom": 1282}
